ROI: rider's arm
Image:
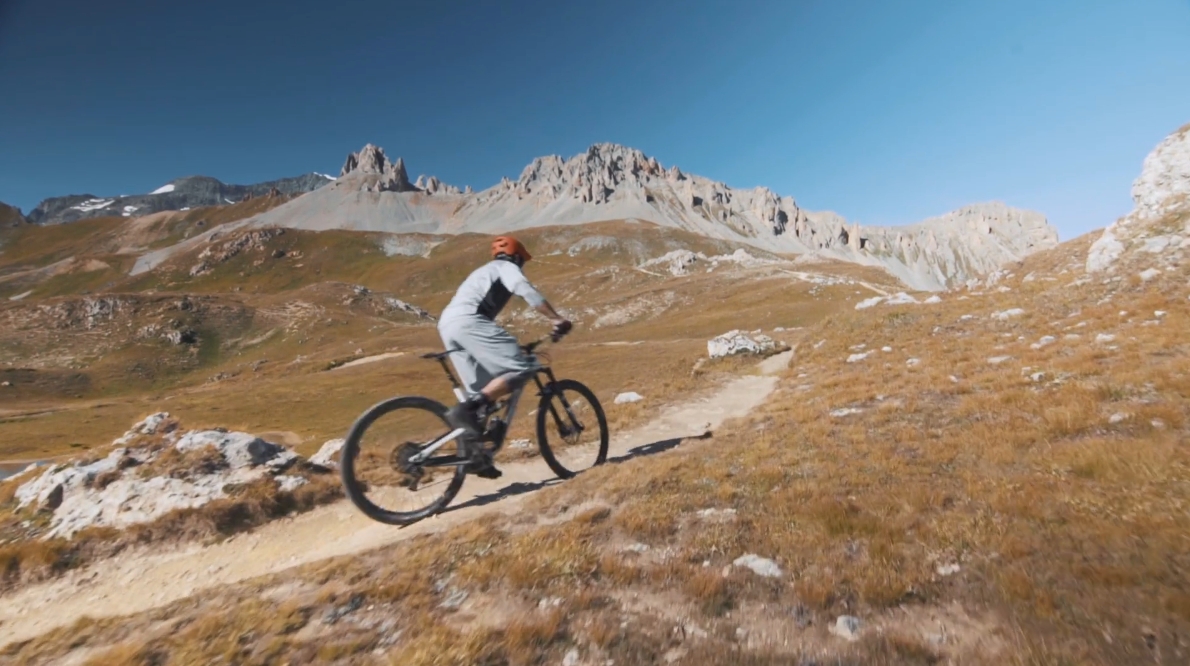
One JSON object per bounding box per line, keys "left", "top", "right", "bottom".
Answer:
{"left": 533, "top": 300, "right": 567, "bottom": 326}
{"left": 496, "top": 262, "right": 568, "bottom": 327}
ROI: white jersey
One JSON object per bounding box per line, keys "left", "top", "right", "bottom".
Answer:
{"left": 439, "top": 259, "right": 546, "bottom": 322}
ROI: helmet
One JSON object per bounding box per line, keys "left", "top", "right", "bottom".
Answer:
{"left": 491, "top": 235, "right": 532, "bottom": 264}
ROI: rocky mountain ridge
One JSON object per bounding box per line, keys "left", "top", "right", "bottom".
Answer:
{"left": 27, "top": 172, "right": 336, "bottom": 226}
{"left": 244, "top": 142, "right": 1058, "bottom": 290}
{"left": 1087, "top": 121, "right": 1190, "bottom": 274}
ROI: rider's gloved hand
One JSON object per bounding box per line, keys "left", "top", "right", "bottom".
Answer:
{"left": 551, "top": 319, "right": 572, "bottom": 341}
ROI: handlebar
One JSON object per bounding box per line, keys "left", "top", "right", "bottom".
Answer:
{"left": 521, "top": 328, "right": 570, "bottom": 354}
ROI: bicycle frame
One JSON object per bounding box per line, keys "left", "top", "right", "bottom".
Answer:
{"left": 408, "top": 341, "right": 561, "bottom": 466}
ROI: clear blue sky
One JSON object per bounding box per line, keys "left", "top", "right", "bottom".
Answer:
{"left": 1, "top": 0, "right": 1188, "bottom": 240}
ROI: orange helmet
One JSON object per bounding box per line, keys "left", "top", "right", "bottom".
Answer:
{"left": 491, "top": 235, "right": 532, "bottom": 264}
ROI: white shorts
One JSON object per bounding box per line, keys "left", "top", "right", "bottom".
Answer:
{"left": 437, "top": 315, "right": 538, "bottom": 395}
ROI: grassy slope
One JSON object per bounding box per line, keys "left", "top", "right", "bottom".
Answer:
{"left": 0, "top": 218, "right": 882, "bottom": 460}
{"left": 8, "top": 223, "right": 1188, "bottom": 664}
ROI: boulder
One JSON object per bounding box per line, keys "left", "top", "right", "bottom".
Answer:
{"left": 310, "top": 438, "right": 345, "bottom": 469}
{"left": 707, "top": 330, "right": 777, "bottom": 359}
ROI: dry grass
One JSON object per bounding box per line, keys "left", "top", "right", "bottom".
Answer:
{"left": 15, "top": 221, "right": 1183, "bottom": 661}
{"left": 1, "top": 220, "right": 853, "bottom": 462}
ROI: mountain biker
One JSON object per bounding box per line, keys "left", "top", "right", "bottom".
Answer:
{"left": 437, "top": 235, "right": 572, "bottom": 479}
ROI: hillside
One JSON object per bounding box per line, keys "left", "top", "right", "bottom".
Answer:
{"left": 0, "top": 121, "right": 1184, "bottom": 664}
{"left": 0, "top": 118, "right": 1187, "bottom": 661}
{"left": 0, "top": 202, "right": 27, "bottom": 228}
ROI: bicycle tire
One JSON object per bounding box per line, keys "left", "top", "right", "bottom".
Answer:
{"left": 340, "top": 396, "right": 467, "bottom": 525}
{"left": 536, "top": 379, "right": 609, "bottom": 479}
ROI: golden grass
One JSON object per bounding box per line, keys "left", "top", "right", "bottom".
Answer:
{"left": 13, "top": 221, "right": 1187, "bottom": 662}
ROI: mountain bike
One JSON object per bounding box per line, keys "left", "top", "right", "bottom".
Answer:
{"left": 339, "top": 335, "right": 609, "bottom": 525}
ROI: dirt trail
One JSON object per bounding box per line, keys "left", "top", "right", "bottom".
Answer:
{"left": 0, "top": 351, "right": 791, "bottom": 648}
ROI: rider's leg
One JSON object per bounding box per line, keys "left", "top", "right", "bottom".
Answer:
{"left": 442, "top": 320, "right": 538, "bottom": 478}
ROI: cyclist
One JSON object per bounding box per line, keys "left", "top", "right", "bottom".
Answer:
{"left": 437, "top": 235, "right": 572, "bottom": 479}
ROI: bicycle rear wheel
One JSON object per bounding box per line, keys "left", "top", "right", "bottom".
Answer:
{"left": 340, "top": 396, "right": 467, "bottom": 525}
{"left": 536, "top": 379, "right": 609, "bottom": 479}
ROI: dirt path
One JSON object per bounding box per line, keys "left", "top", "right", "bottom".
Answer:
{"left": 0, "top": 351, "right": 792, "bottom": 648}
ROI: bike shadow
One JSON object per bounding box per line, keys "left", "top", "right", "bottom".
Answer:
{"left": 439, "top": 431, "right": 712, "bottom": 516}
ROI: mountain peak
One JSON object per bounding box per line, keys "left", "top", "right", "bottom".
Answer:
{"left": 338, "top": 144, "right": 418, "bottom": 192}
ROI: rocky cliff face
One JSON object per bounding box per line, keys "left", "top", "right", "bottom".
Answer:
{"left": 247, "top": 143, "right": 1058, "bottom": 290}
{"left": 1087, "top": 122, "right": 1190, "bottom": 274}
{"left": 1131, "top": 123, "right": 1190, "bottom": 222}
{"left": 337, "top": 143, "right": 461, "bottom": 195}
{"left": 27, "top": 172, "right": 335, "bottom": 226}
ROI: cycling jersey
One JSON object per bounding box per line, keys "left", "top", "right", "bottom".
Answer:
{"left": 439, "top": 259, "right": 546, "bottom": 322}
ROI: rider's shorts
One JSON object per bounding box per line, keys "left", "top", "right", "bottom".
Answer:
{"left": 437, "top": 314, "right": 538, "bottom": 395}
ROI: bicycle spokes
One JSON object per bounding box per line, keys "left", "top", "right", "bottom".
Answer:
{"left": 354, "top": 408, "right": 464, "bottom": 515}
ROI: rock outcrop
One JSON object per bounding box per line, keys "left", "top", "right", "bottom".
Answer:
{"left": 1087, "top": 122, "right": 1190, "bottom": 274}
{"left": 339, "top": 143, "right": 416, "bottom": 192}
{"left": 245, "top": 143, "right": 1059, "bottom": 290}
{"left": 10, "top": 413, "right": 324, "bottom": 539}
{"left": 337, "top": 144, "right": 464, "bottom": 196}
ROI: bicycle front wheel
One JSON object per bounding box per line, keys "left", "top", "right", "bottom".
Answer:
{"left": 340, "top": 396, "right": 467, "bottom": 525}
{"left": 536, "top": 379, "right": 609, "bottom": 479}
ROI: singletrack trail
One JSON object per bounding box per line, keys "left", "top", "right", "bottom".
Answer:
{"left": 0, "top": 351, "right": 792, "bottom": 648}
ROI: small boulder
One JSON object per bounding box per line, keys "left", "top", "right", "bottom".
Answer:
{"left": 707, "top": 330, "right": 776, "bottom": 359}
{"left": 884, "top": 292, "right": 919, "bottom": 305}
{"left": 936, "top": 563, "right": 961, "bottom": 576}
{"left": 1030, "top": 336, "right": 1056, "bottom": 350}
{"left": 732, "top": 554, "right": 783, "bottom": 578}
{"left": 992, "top": 308, "right": 1025, "bottom": 321}
{"left": 614, "top": 392, "right": 644, "bottom": 404}
{"left": 830, "top": 615, "right": 862, "bottom": 642}
{"left": 310, "top": 438, "right": 345, "bottom": 469}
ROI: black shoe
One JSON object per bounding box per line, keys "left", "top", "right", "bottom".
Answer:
{"left": 445, "top": 401, "right": 484, "bottom": 436}
{"left": 471, "top": 463, "right": 503, "bottom": 479}
{"left": 463, "top": 450, "right": 503, "bottom": 479}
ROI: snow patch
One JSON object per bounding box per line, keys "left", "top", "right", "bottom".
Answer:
{"left": 150, "top": 183, "right": 176, "bottom": 195}
{"left": 70, "top": 198, "right": 114, "bottom": 212}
